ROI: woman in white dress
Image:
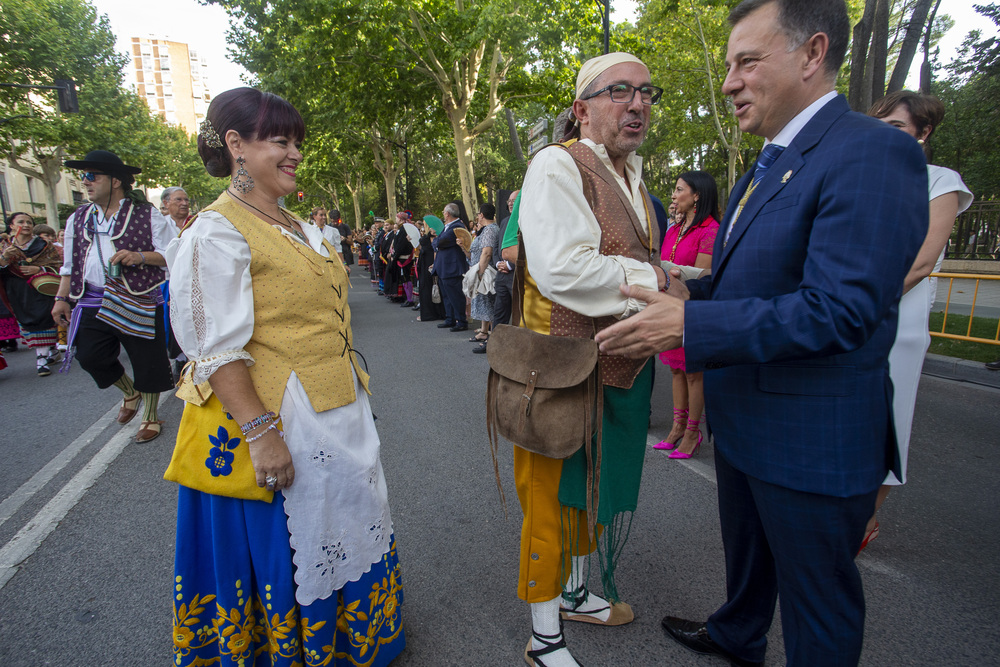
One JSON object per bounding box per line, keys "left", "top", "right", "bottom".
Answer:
{"left": 164, "top": 88, "right": 404, "bottom": 666}
{"left": 861, "top": 91, "right": 974, "bottom": 550}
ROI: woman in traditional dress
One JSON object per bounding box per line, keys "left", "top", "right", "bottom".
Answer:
{"left": 165, "top": 87, "right": 405, "bottom": 667}
{"left": 653, "top": 171, "right": 720, "bottom": 457}
{"left": 859, "top": 91, "right": 974, "bottom": 551}
{"left": 0, "top": 212, "right": 63, "bottom": 375}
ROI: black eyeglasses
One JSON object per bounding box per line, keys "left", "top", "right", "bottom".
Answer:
{"left": 581, "top": 83, "right": 663, "bottom": 106}
{"left": 80, "top": 172, "right": 107, "bottom": 182}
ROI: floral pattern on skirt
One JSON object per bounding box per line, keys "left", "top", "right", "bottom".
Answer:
{"left": 173, "top": 487, "right": 405, "bottom": 666}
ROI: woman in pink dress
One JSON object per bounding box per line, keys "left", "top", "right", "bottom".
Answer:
{"left": 655, "top": 171, "right": 720, "bottom": 458}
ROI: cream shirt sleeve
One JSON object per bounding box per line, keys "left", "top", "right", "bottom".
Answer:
{"left": 164, "top": 211, "right": 255, "bottom": 385}
{"left": 518, "top": 145, "right": 658, "bottom": 319}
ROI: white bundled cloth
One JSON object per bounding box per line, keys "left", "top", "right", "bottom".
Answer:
{"left": 463, "top": 263, "right": 497, "bottom": 299}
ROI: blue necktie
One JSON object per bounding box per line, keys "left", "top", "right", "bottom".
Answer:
{"left": 724, "top": 143, "right": 787, "bottom": 246}
{"left": 752, "top": 143, "right": 785, "bottom": 187}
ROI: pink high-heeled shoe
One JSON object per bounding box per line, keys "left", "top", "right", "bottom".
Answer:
{"left": 654, "top": 408, "right": 688, "bottom": 450}
{"left": 668, "top": 418, "right": 703, "bottom": 459}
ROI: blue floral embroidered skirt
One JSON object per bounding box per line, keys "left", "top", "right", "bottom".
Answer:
{"left": 173, "top": 487, "right": 405, "bottom": 666}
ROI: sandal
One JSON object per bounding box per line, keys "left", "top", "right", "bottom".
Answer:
{"left": 654, "top": 408, "right": 688, "bottom": 450}
{"left": 468, "top": 332, "right": 489, "bottom": 342}
{"left": 117, "top": 393, "right": 142, "bottom": 425}
{"left": 858, "top": 521, "right": 880, "bottom": 554}
{"left": 524, "top": 620, "right": 580, "bottom": 666}
{"left": 136, "top": 420, "right": 163, "bottom": 443}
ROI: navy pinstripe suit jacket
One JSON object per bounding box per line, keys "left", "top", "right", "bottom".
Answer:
{"left": 684, "top": 95, "right": 929, "bottom": 498}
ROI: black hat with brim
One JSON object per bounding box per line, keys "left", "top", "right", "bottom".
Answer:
{"left": 64, "top": 150, "right": 142, "bottom": 183}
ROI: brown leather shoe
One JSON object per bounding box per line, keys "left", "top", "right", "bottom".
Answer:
{"left": 136, "top": 420, "right": 163, "bottom": 443}
{"left": 117, "top": 393, "right": 142, "bottom": 425}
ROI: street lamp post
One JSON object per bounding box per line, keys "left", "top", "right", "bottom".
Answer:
{"left": 595, "top": 0, "right": 610, "bottom": 54}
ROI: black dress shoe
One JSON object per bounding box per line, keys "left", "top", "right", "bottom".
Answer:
{"left": 986, "top": 359, "right": 1000, "bottom": 371}
{"left": 450, "top": 324, "right": 469, "bottom": 332}
{"left": 437, "top": 321, "right": 456, "bottom": 328}
{"left": 661, "top": 616, "right": 763, "bottom": 667}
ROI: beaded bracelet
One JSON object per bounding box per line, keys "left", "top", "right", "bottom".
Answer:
{"left": 660, "top": 272, "right": 671, "bottom": 293}
{"left": 246, "top": 422, "right": 278, "bottom": 443}
{"left": 240, "top": 411, "right": 276, "bottom": 435}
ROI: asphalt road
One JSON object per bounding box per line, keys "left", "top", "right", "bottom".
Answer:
{"left": 0, "top": 272, "right": 997, "bottom": 666}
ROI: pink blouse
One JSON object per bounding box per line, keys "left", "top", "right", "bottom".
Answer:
{"left": 661, "top": 215, "right": 720, "bottom": 265}
{"left": 658, "top": 215, "right": 719, "bottom": 372}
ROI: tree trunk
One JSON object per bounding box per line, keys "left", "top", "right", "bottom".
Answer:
{"left": 849, "top": 0, "right": 878, "bottom": 110}
{"left": 351, "top": 175, "right": 363, "bottom": 230}
{"left": 370, "top": 139, "right": 399, "bottom": 220}
{"left": 887, "top": 0, "right": 934, "bottom": 93}
{"left": 448, "top": 112, "right": 479, "bottom": 222}
{"left": 726, "top": 124, "right": 743, "bottom": 201}
{"left": 505, "top": 108, "right": 524, "bottom": 163}
{"left": 920, "top": 0, "right": 943, "bottom": 93}
{"left": 868, "top": 0, "right": 891, "bottom": 107}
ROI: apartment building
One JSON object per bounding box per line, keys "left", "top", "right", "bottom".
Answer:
{"left": 127, "top": 36, "right": 212, "bottom": 135}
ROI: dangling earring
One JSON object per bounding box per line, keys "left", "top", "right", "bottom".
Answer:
{"left": 232, "top": 156, "right": 254, "bottom": 194}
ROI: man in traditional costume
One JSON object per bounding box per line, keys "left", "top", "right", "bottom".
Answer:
{"left": 514, "top": 53, "right": 667, "bottom": 667}
{"left": 52, "top": 150, "right": 177, "bottom": 442}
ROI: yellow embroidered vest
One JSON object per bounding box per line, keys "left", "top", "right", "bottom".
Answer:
{"left": 206, "top": 193, "right": 370, "bottom": 413}
{"left": 522, "top": 142, "right": 658, "bottom": 389}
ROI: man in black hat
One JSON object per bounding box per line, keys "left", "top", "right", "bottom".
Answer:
{"left": 52, "top": 150, "right": 178, "bottom": 442}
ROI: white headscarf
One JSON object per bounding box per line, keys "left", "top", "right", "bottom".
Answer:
{"left": 576, "top": 52, "right": 648, "bottom": 99}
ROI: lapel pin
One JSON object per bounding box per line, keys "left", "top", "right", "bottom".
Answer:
{"left": 781, "top": 170, "right": 793, "bottom": 183}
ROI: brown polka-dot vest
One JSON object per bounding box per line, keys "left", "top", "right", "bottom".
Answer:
{"left": 203, "top": 193, "right": 370, "bottom": 414}
{"left": 529, "top": 141, "right": 659, "bottom": 390}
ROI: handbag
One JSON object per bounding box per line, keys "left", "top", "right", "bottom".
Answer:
{"left": 485, "top": 233, "right": 603, "bottom": 537}
{"left": 164, "top": 389, "right": 275, "bottom": 502}
{"left": 431, "top": 278, "right": 442, "bottom": 303}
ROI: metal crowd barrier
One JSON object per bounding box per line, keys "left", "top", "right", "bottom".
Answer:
{"left": 930, "top": 272, "right": 1000, "bottom": 346}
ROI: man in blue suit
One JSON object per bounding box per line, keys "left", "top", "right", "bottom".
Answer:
{"left": 595, "top": 1, "right": 928, "bottom": 665}
{"left": 433, "top": 202, "right": 470, "bottom": 331}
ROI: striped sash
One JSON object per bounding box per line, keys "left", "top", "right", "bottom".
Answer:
{"left": 96, "top": 278, "right": 159, "bottom": 339}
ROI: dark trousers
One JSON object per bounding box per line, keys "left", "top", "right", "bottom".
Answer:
{"left": 706, "top": 449, "right": 877, "bottom": 666}
{"left": 439, "top": 275, "right": 466, "bottom": 326}
{"left": 492, "top": 273, "right": 513, "bottom": 326}
{"left": 74, "top": 305, "right": 173, "bottom": 393}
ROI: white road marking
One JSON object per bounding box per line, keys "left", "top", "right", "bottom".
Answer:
{"left": 0, "top": 403, "right": 119, "bottom": 529}
{"left": 0, "top": 396, "right": 165, "bottom": 590}
{"left": 647, "top": 434, "right": 717, "bottom": 484}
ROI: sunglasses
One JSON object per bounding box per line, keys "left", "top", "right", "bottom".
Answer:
{"left": 80, "top": 172, "right": 107, "bottom": 182}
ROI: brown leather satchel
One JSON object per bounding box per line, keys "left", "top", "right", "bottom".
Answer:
{"left": 485, "top": 233, "right": 603, "bottom": 537}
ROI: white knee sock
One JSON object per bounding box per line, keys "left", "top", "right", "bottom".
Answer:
{"left": 562, "top": 556, "right": 611, "bottom": 622}
{"left": 529, "top": 597, "right": 579, "bottom": 667}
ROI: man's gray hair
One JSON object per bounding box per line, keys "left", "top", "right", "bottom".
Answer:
{"left": 162, "top": 186, "right": 186, "bottom": 203}
{"left": 444, "top": 202, "right": 460, "bottom": 219}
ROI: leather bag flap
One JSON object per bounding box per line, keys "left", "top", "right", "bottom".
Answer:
{"left": 487, "top": 324, "right": 598, "bottom": 388}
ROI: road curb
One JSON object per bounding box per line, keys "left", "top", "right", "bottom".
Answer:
{"left": 922, "top": 352, "right": 1000, "bottom": 388}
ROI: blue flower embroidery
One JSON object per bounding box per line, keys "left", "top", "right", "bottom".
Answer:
{"left": 205, "top": 426, "right": 241, "bottom": 477}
